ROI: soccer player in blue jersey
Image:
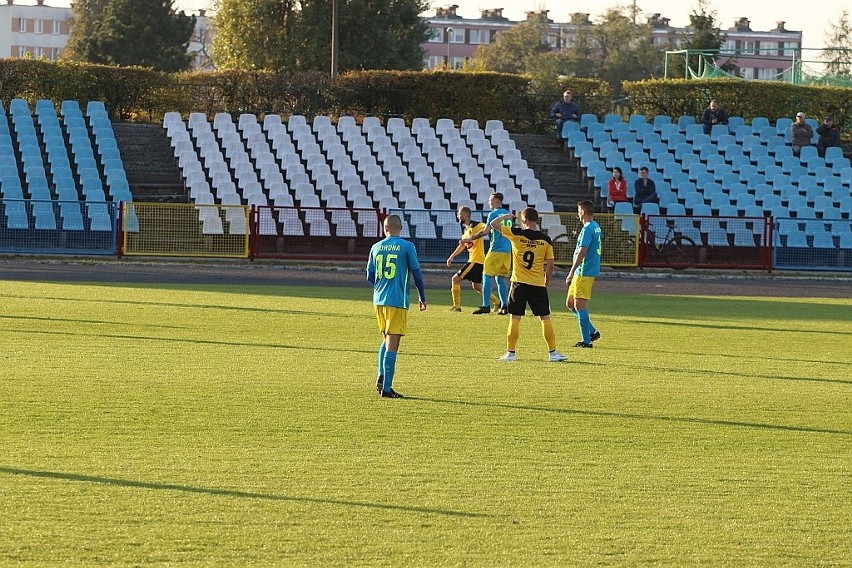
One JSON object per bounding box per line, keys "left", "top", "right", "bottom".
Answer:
{"left": 367, "top": 214, "right": 427, "bottom": 398}
{"left": 460, "top": 192, "right": 512, "bottom": 315}
{"left": 566, "top": 200, "right": 602, "bottom": 348}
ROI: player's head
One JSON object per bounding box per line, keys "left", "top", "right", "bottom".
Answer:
{"left": 488, "top": 192, "right": 504, "bottom": 210}
{"left": 577, "top": 200, "right": 594, "bottom": 221}
{"left": 457, "top": 206, "right": 471, "bottom": 224}
{"left": 383, "top": 214, "right": 402, "bottom": 236}
{"left": 520, "top": 207, "right": 539, "bottom": 229}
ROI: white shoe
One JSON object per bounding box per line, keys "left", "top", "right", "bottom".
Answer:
{"left": 498, "top": 352, "right": 517, "bottom": 362}
{"left": 549, "top": 351, "right": 568, "bottom": 362}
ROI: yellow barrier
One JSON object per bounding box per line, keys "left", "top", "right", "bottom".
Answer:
{"left": 121, "top": 202, "right": 250, "bottom": 258}
{"left": 543, "top": 212, "right": 639, "bottom": 268}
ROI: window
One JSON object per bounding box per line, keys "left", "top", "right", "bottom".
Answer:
{"left": 740, "top": 67, "right": 755, "bottom": 79}
{"left": 51, "top": 47, "right": 61, "bottom": 60}
{"left": 428, "top": 28, "right": 444, "bottom": 43}
{"left": 19, "top": 18, "right": 28, "bottom": 33}
{"left": 450, "top": 28, "right": 465, "bottom": 44}
{"left": 741, "top": 41, "right": 755, "bottom": 55}
{"left": 427, "top": 55, "right": 444, "bottom": 69}
{"left": 721, "top": 40, "right": 736, "bottom": 54}
{"left": 759, "top": 41, "right": 777, "bottom": 56}
{"left": 782, "top": 42, "right": 798, "bottom": 56}
{"left": 450, "top": 56, "right": 464, "bottom": 69}
{"left": 34, "top": 47, "right": 43, "bottom": 59}
{"left": 36, "top": 19, "right": 44, "bottom": 34}
{"left": 18, "top": 46, "right": 29, "bottom": 57}
{"left": 53, "top": 20, "right": 61, "bottom": 35}
{"left": 469, "top": 29, "right": 490, "bottom": 44}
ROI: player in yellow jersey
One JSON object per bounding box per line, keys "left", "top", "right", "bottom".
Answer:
{"left": 489, "top": 207, "right": 568, "bottom": 362}
{"left": 446, "top": 206, "right": 499, "bottom": 311}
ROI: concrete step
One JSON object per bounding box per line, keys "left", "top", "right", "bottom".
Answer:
{"left": 114, "top": 123, "right": 187, "bottom": 203}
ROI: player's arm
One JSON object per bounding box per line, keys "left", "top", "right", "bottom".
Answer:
{"left": 544, "top": 258, "right": 554, "bottom": 288}
{"left": 489, "top": 213, "right": 514, "bottom": 232}
{"left": 412, "top": 269, "right": 427, "bottom": 311}
{"left": 446, "top": 243, "right": 466, "bottom": 267}
{"left": 566, "top": 246, "right": 587, "bottom": 283}
{"left": 366, "top": 258, "right": 376, "bottom": 286}
{"left": 461, "top": 223, "right": 490, "bottom": 244}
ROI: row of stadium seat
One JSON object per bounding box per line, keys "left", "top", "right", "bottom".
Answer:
{"left": 0, "top": 98, "right": 130, "bottom": 230}
{"left": 566, "top": 113, "right": 851, "bottom": 248}
{"left": 164, "top": 112, "right": 553, "bottom": 232}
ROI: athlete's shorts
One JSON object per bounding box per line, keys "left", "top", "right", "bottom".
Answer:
{"left": 507, "top": 282, "right": 551, "bottom": 317}
{"left": 484, "top": 251, "right": 511, "bottom": 277}
{"left": 568, "top": 276, "right": 596, "bottom": 300}
{"left": 456, "top": 262, "right": 484, "bottom": 284}
{"left": 375, "top": 305, "right": 408, "bottom": 335}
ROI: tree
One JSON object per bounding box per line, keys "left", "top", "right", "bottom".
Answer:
{"left": 822, "top": 9, "right": 852, "bottom": 77}
{"left": 675, "top": 0, "right": 728, "bottom": 78}
{"left": 474, "top": 19, "right": 551, "bottom": 74}
{"left": 563, "top": 7, "right": 663, "bottom": 92}
{"left": 65, "top": 0, "right": 195, "bottom": 72}
{"left": 211, "top": 0, "right": 299, "bottom": 71}
{"left": 296, "top": 0, "right": 431, "bottom": 72}
{"left": 212, "top": 0, "right": 431, "bottom": 73}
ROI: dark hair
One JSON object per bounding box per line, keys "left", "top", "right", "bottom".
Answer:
{"left": 612, "top": 166, "right": 623, "bottom": 179}
{"left": 578, "top": 200, "right": 594, "bottom": 216}
{"left": 490, "top": 192, "right": 504, "bottom": 202}
{"left": 639, "top": 166, "right": 649, "bottom": 173}
{"left": 521, "top": 207, "right": 539, "bottom": 223}
{"left": 458, "top": 206, "right": 471, "bottom": 215}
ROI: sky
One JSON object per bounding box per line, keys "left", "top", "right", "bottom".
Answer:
{"left": 44, "top": 0, "right": 845, "bottom": 51}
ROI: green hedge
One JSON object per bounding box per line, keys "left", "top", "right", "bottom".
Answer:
{"left": 1, "top": 58, "right": 848, "bottom": 136}
{"left": 622, "top": 78, "right": 852, "bottom": 131}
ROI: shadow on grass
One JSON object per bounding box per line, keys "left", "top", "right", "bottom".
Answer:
{"left": 623, "top": 318, "right": 852, "bottom": 337}
{"left": 0, "top": 466, "right": 489, "bottom": 518}
{"left": 600, "top": 351, "right": 852, "bottom": 385}
{"left": 0, "top": 293, "right": 346, "bottom": 318}
{"left": 407, "top": 397, "right": 852, "bottom": 436}
{"left": 0, "top": 314, "right": 187, "bottom": 329}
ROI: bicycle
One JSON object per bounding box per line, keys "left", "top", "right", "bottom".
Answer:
{"left": 643, "top": 218, "right": 698, "bottom": 269}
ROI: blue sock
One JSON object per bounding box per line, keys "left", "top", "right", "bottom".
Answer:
{"left": 383, "top": 351, "right": 398, "bottom": 392}
{"left": 377, "top": 342, "right": 387, "bottom": 379}
{"left": 482, "top": 276, "right": 493, "bottom": 308}
{"left": 496, "top": 277, "right": 509, "bottom": 307}
{"left": 578, "top": 309, "right": 591, "bottom": 344}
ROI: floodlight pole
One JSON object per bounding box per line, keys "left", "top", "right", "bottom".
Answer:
{"left": 331, "top": 0, "right": 339, "bottom": 81}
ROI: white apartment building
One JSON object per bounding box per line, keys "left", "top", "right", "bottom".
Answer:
{"left": 0, "top": 0, "right": 72, "bottom": 61}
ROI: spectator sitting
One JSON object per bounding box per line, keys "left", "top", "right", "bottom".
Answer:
{"left": 607, "top": 166, "right": 629, "bottom": 210}
{"left": 791, "top": 112, "right": 814, "bottom": 157}
{"left": 816, "top": 115, "right": 841, "bottom": 158}
{"left": 633, "top": 166, "right": 659, "bottom": 211}
{"left": 548, "top": 90, "right": 580, "bottom": 147}
{"left": 701, "top": 99, "right": 729, "bottom": 135}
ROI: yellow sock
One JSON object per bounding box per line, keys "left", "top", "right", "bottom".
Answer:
{"left": 541, "top": 319, "right": 556, "bottom": 351}
{"left": 507, "top": 318, "right": 520, "bottom": 351}
{"left": 451, "top": 285, "right": 461, "bottom": 309}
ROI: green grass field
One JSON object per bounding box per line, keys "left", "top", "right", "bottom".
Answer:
{"left": 1, "top": 278, "right": 850, "bottom": 566}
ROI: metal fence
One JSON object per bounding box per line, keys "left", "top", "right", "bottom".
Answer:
{"left": 641, "top": 214, "right": 773, "bottom": 271}
{"left": 773, "top": 217, "right": 852, "bottom": 271}
{"left": 120, "top": 202, "right": 250, "bottom": 258}
{"left": 0, "top": 199, "right": 117, "bottom": 255}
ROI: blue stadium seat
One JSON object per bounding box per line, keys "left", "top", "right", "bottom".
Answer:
{"left": 677, "top": 115, "right": 696, "bottom": 131}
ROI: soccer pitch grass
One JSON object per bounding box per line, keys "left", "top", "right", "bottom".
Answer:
{"left": 0, "top": 279, "right": 849, "bottom": 566}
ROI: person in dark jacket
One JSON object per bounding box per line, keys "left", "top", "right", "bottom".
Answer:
{"left": 816, "top": 115, "right": 841, "bottom": 158}
{"left": 701, "top": 99, "right": 729, "bottom": 135}
{"left": 548, "top": 90, "right": 580, "bottom": 147}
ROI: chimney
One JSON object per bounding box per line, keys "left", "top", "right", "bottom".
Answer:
{"left": 7, "top": 0, "right": 15, "bottom": 5}
{"left": 731, "top": 17, "right": 751, "bottom": 31}
{"left": 773, "top": 21, "right": 787, "bottom": 32}
{"left": 36, "top": 0, "right": 44, "bottom": 5}
{"left": 526, "top": 10, "right": 551, "bottom": 23}
{"left": 199, "top": 9, "right": 206, "bottom": 17}
{"left": 570, "top": 13, "right": 591, "bottom": 26}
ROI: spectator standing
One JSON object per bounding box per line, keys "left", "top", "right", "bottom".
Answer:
{"left": 548, "top": 90, "right": 580, "bottom": 147}
{"left": 816, "top": 115, "right": 841, "bottom": 158}
{"left": 633, "top": 166, "right": 659, "bottom": 211}
{"left": 791, "top": 112, "right": 814, "bottom": 157}
{"left": 701, "top": 99, "right": 729, "bottom": 135}
{"left": 607, "top": 166, "right": 629, "bottom": 210}
{"left": 489, "top": 208, "right": 568, "bottom": 363}
{"left": 366, "top": 214, "right": 427, "bottom": 398}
